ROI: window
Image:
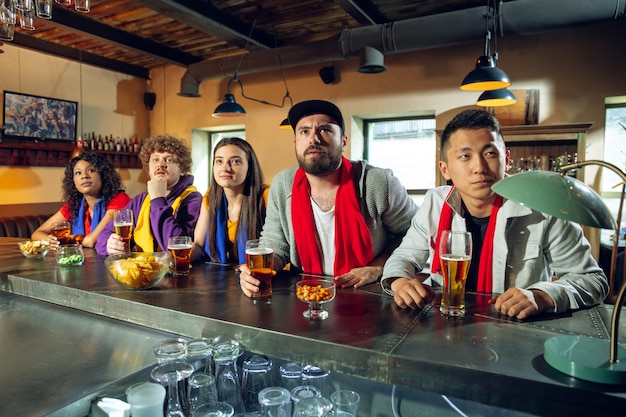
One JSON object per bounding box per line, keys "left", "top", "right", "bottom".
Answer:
{"left": 191, "top": 128, "right": 245, "bottom": 194}
{"left": 602, "top": 98, "right": 626, "bottom": 195}
{"left": 363, "top": 116, "right": 437, "bottom": 192}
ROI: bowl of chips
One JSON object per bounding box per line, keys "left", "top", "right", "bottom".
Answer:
{"left": 105, "top": 252, "right": 171, "bottom": 289}
{"left": 18, "top": 240, "right": 51, "bottom": 258}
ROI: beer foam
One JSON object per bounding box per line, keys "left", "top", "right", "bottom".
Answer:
{"left": 168, "top": 244, "right": 193, "bottom": 250}
{"left": 246, "top": 247, "right": 273, "bottom": 255}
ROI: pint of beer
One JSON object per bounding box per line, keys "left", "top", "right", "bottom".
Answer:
{"left": 439, "top": 231, "right": 472, "bottom": 317}
{"left": 245, "top": 239, "right": 274, "bottom": 298}
{"left": 114, "top": 209, "right": 134, "bottom": 252}
{"left": 168, "top": 236, "right": 193, "bottom": 278}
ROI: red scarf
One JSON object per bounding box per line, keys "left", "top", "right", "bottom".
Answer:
{"left": 291, "top": 157, "right": 374, "bottom": 276}
{"left": 430, "top": 186, "right": 503, "bottom": 293}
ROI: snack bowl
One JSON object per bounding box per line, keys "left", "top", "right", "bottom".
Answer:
{"left": 105, "top": 251, "right": 171, "bottom": 289}
{"left": 296, "top": 278, "right": 336, "bottom": 320}
{"left": 56, "top": 244, "right": 85, "bottom": 266}
{"left": 18, "top": 240, "right": 51, "bottom": 258}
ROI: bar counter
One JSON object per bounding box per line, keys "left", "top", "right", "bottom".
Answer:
{"left": 1, "top": 237, "right": 625, "bottom": 416}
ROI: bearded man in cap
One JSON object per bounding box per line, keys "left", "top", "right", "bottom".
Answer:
{"left": 238, "top": 99, "right": 417, "bottom": 297}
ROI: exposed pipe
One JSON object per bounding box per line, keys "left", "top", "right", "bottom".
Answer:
{"left": 178, "top": 0, "right": 625, "bottom": 97}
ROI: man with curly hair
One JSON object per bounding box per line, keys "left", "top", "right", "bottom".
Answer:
{"left": 32, "top": 152, "right": 131, "bottom": 249}
{"left": 96, "top": 134, "right": 202, "bottom": 255}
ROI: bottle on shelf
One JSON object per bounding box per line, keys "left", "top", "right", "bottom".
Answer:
{"left": 133, "top": 135, "right": 140, "bottom": 153}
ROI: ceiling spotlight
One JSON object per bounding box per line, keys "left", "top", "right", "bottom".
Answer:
{"left": 356, "top": 46, "right": 387, "bottom": 74}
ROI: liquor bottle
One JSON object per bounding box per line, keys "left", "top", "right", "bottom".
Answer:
{"left": 123, "top": 137, "right": 129, "bottom": 152}
{"left": 116, "top": 136, "right": 122, "bottom": 152}
{"left": 133, "top": 135, "right": 140, "bottom": 153}
{"left": 90, "top": 132, "right": 96, "bottom": 150}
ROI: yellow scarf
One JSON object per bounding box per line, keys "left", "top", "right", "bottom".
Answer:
{"left": 134, "top": 185, "right": 197, "bottom": 252}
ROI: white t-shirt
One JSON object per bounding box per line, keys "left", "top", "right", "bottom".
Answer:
{"left": 311, "top": 197, "right": 335, "bottom": 276}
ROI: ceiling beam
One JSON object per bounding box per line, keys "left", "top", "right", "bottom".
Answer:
{"left": 132, "top": 0, "right": 277, "bottom": 50}
{"left": 47, "top": 5, "right": 202, "bottom": 67}
{"left": 334, "top": 0, "right": 387, "bottom": 25}
{"left": 11, "top": 33, "right": 150, "bottom": 79}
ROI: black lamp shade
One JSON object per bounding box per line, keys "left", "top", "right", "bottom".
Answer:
{"left": 460, "top": 55, "right": 511, "bottom": 91}
{"left": 476, "top": 88, "right": 517, "bottom": 107}
{"left": 279, "top": 118, "right": 292, "bottom": 130}
{"left": 212, "top": 93, "right": 246, "bottom": 117}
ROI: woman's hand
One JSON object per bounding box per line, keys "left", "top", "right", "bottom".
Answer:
{"left": 48, "top": 234, "right": 60, "bottom": 251}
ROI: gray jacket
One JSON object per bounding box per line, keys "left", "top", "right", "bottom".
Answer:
{"left": 382, "top": 186, "right": 609, "bottom": 313}
{"left": 260, "top": 160, "right": 418, "bottom": 272}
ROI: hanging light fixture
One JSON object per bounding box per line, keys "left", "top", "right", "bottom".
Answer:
{"left": 460, "top": 0, "right": 511, "bottom": 92}
{"left": 476, "top": 87, "right": 517, "bottom": 107}
{"left": 212, "top": 75, "right": 247, "bottom": 117}
{"left": 279, "top": 118, "right": 291, "bottom": 130}
{"left": 213, "top": 16, "right": 295, "bottom": 120}
{"left": 212, "top": 73, "right": 293, "bottom": 118}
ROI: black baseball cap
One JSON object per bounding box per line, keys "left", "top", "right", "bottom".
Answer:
{"left": 288, "top": 99, "right": 345, "bottom": 133}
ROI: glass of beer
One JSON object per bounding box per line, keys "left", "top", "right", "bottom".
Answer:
{"left": 51, "top": 220, "right": 71, "bottom": 245}
{"left": 245, "top": 239, "right": 274, "bottom": 298}
{"left": 114, "top": 209, "right": 134, "bottom": 252}
{"left": 439, "top": 230, "right": 472, "bottom": 317}
{"left": 168, "top": 236, "right": 193, "bottom": 278}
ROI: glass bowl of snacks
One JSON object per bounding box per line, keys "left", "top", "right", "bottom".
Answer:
{"left": 105, "top": 252, "right": 171, "bottom": 290}
{"left": 296, "top": 278, "right": 336, "bottom": 320}
{"left": 18, "top": 240, "right": 51, "bottom": 258}
{"left": 56, "top": 244, "right": 85, "bottom": 266}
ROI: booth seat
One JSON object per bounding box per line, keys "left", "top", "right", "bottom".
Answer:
{"left": 0, "top": 215, "right": 50, "bottom": 238}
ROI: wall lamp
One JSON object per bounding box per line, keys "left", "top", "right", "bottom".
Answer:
{"left": 492, "top": 161, "right": 626, "bottom": 385}
{"left": 213, "top": 73, "right": 293, "bottom": 118}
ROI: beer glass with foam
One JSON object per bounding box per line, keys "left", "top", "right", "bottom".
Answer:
{"left": 439, "top": 230, "right": 472, "bottom": 317}
{"left": 114, "top": 209, "right": 134, "bottom": 252}
{"left": 245, "top": 239, "right": 274, "bottom": 298}
{"left": 167, "top": 236, "right": 193, "bottom": 278}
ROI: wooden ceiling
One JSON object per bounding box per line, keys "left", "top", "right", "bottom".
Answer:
{"left": 4, "top": 0, "right": 501, "bottom": 78}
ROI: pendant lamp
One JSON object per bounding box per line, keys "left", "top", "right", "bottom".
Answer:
{"left": 460, "top": 31, "right": 510, "bottom": 91}
{"left": 279, "top": 118, "right": 292, "bottom": 130}
{"left": 213, "top": 93, "right": 246, "bottom": 118}
{"left": 476, "top": 88, "right": 517, "bottom": 107}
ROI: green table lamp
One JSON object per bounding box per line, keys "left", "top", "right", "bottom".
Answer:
{"left": 492, "top": 160, "right": 626, "bottom": 385}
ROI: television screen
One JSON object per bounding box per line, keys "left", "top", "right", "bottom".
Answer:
{"left": 2, "top": 90, "right": 78, "bottom": 141}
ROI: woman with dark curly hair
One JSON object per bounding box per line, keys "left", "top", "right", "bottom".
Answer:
{"left": 192, "top": 137, "right": 269, "bottom": 265}
{"left": 32, "top": 152, "right": 131, "bottom": 249}
{"left": 96, "top": 134, "right": 202, "bottom": 255}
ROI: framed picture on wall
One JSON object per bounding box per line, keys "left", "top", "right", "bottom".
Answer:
{"left": 2, "top": 90, "right": 78, "bottom": 142}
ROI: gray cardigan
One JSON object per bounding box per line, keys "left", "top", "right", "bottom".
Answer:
{"left": 260, "top": 160, "right": 418, "bottom": 273}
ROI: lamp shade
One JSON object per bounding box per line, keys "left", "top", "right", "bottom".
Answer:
{"left": 460, "top": 55, "right": 511, "bottom": 91}
{"left": 491, "top": 170, "right": 616, "bottom": 230}
{"left": 212, "top": 94, "right": 246, "bottom": 117}
{"left": 476, "top": 88, "right": 517, "bottom": 107}
{"left": 279, "top": 118, "right": 292, "bottom": 130}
